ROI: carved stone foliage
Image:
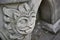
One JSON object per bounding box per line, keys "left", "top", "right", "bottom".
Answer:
{"left": 3, "top": 3, "right": 36, "bottom": 40}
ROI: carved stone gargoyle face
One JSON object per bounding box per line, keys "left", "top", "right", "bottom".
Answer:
{"left": 3, "top": 3, "right": 36, "bottom": 34}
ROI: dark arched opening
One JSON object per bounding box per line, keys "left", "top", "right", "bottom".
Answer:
{"left": 37, "top": 0, "right": 53, "bottom": 24}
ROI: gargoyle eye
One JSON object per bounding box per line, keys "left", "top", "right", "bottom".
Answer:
{"left": 4, "top": 13, "right": 9, "bottom": 17}
{"left": 32, "top": 16, "right": 35, "bottom": 18}
{"left": 16, "top": 15, "right": 18, "bottom": 17}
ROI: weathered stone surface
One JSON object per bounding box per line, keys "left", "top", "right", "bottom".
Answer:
{"left": 0, "top": 0, "right": 60, "bottom": 40}
{"left": 3, "top": 3, "right": 36, "bottom": 34}
{"left": 31, "top": 21, "right": 60, "bottom": 40}
{"left": 0, "top": 0, "right": 30, "bottom": 4}
{"left": 41, "top": 20, "right": 60, "bottom": 33}
{"left": 39, "top": 0, "right": 60, "bottom": 24}
{"left": 0, "top": 0, "right": 42, "bottom": 40}
{"left": 39, "top": 0, "right": 60, "bottom": 33}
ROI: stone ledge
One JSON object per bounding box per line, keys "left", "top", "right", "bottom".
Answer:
{"left": 0, "top": 0, "right": 30, "bottom": 4}
{"left": 41, "top": 19, "right": 60, "bottom": 33}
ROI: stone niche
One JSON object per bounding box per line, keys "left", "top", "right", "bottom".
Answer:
{"left": 38, "top": 0, "right": 60, "bottom": 33}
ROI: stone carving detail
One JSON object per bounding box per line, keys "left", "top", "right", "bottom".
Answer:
{"left": 3, "top": 3, "right": 36, "bottom": 40}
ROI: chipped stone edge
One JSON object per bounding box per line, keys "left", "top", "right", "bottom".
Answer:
{"left": 41, "top": 19, "right": 60, "bottom": 33}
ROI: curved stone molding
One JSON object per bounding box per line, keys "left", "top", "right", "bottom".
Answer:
{"left": 0, "top": 0, "right": 30, "bottom": 4}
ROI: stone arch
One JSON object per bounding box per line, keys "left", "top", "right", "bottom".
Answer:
{"left": 37, "top": 0, "right": 53, "bottom": 23}
{"left": 37, "top": 0, "right": 60, "bottom": 33}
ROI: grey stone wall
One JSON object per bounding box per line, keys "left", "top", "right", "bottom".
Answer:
{"left": 0, "top": 0, "right": 60, "bottom": 40}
